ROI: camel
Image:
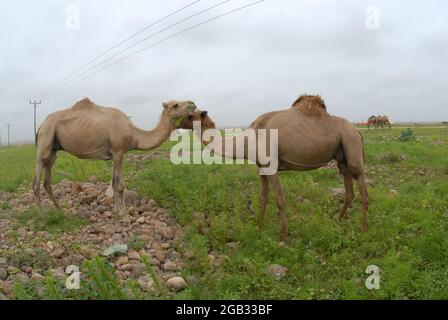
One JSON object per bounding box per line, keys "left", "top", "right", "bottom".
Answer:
{"left": 367, "top": 115, "right": 391, "bottom": 130}
{"left": 181, "top": 95, "right": 368, "bottom": 240}
{"left": 367, "top": 116, "right": 378, "bottom": 129}
{"left": 377, "top": 115, "right": 392, "bottom": 130}
{"left": 34, "top": 97, "right": 196, "bottom": 216}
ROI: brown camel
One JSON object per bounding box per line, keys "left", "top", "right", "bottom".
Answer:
{"left": 377, "top": 115, "right": 392, "bottom": 130}
{"left": 34, "top": 97, "right": 196, "bottom": 215}
{"left": 181, "top": 95, "right": 368, "bottom": 240}
{"left": 367, "top": 115, "right": 378, "bottom": 129}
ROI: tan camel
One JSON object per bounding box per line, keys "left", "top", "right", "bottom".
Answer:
{"left": 181, "top": 95, "right": 368, "bottom": 240}
{"left": 34, "top": 97, "right": 196, "bottom": 215}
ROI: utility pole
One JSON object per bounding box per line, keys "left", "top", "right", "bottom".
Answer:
{"left": 5, "top": 123, "right": 11, "bottom": 147}
{"left": 29, "top": 100, "right": 41, "bottom": 140}
{"left": 0, "top": 130, "right": 2, "bottom": 147}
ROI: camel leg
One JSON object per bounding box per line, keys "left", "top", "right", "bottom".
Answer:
{"left": 267, "top": 173, "right": 288, "bottom": 241}
{"left": 112, "top": 155, "right": 125, "bottom": 215}
{"left": 357, "top": 174, "right": 369, "bottom": 231}
{"left": 43, "top": 152, "right": 61, "bottom": 211}
{"left": 337, "top": 163, "right": 354, "bottom": 221}
{"left": 258, "top": 175, "right": 269, "bottom": 227}
{"left": 33, "top": 161, "right": 45, "bottom": 216}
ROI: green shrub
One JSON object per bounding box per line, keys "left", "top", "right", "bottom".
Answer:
{"left": 398, "top": 128, "right": 415, "bottom": 142}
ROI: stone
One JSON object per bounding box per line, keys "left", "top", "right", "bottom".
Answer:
{"left": 136, "top": 217, "right": 145, "bottom": 224}
{"left": 267, "top": 264, "right": 288, "bottom": 280}
{"left": 105, "top": 184, "right": 114, "bottom": 199}
{"left": 104, "top": 225, "right": 116, "bottom": 236}
{"left": 131, "top": 264, "right": 147, "bottom": 278}
{"left": 388, "top": 189, "right": 398, "bottom": 197}
{"left": 124, "top": 190, "right": 140, "bottom": 205}
{"left": 31, "top": 273, "right": 46, "bottom": 281}
{"left": 331, "top": 187, "right": 345, "bottom": 198}
{"left": 119, "top": 264, "right": 133, "bottom": 271}
{"left": 103, "top": 211, "right": 113, "bottom": 218}
{"left": 51, "top": 248, "right": 65, "bottom": 258}
{"left": 138, "top": 275, "right": 154, "bottom": 292}
{"left": 89, "top": 175, "right": 98, "bottom": 183}
{"left": 162, "top": 260, "right": 176, "bottom": 272}
{"left": 0, "top": 257, "right": 7, "bottom": 265}
{"left": 166, "top": 276, "right": 187, "bottom": 291}
{"left": 128, "top": 251, "right": 140, "bottom": 260}
{"left": 0, "top": 267, "right": 7, "bottom": 280}
{"left": 116, "top": 256, "right": 129, "bottom": 267}
{"left": 102, "top": 244, "right": 128, "bottom": 257}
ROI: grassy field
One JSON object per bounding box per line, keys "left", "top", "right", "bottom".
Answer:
{"left": 1, "top": 125, "right": 448, "bottom": 299}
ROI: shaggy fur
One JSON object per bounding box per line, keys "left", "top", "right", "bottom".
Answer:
{"left": 292, "top": 94, "right": 328, "bottom": 116}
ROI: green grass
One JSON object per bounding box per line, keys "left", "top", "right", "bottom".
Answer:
{"left": 1, "top": 125, "right": 448, "bottom": 299}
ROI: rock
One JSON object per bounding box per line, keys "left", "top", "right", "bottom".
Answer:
{"left": 138, "top": 275, "right": 154, "bottom": 292}
{"left": 124, "top": 190, "right": 140, "bottom": 205}
{"left": 17, "top": 228, "right": 28, "bottom": 238}
{"left": 331, "top": 187, "right": 345, "bottom": 198}
{"left": 186, "top": 275, "right": 199, "bottom": 285}
{"left": 128, "top": 251, "right": 140, "bottom": 260}
{"left": 0, "top": 257, "right": 7, "bottom": 265}
{"left": 104, "top": 225, "right": 116, "bottom": 236}
{"left": 0, "top": 267, "right": 7, "bottom": 280}
{"left": 162, "top": 260, "right": 176, "bottom": 272}
{"left": 31, "top": 273, "right": 45, "bottom": 281}
{"left": 89, "top": 175, "right": 98, "bottom": 183}
{"left": 166, "top": 276, "right": 187, "bottom": 291}
{"left": 103, "top": 211, "right": 113, "bottom": 218}
{"left": 116, "top": 256, "right": 129, "bottom": 267}
{"left": 388, "top": 189, "right": 398, "bottom": 197}
{"left": 105, "top": 184, "right": 114, "bottom": 199}
{"left": 132, "top": 264, "right": 147, "bottom": 278}
{"left": 102, "top": 244, "right": 128, "bottom": 257}
{"left": 51, "top": 248, "right": 65, "bottom": 258}
{"left": 136, "top": 217, "right": 145, "bottom": 224}
{"left": 267, "top": 264, "right": 288, "bottom": 280}
{"left": 400, "top": 154, "right": 407, "bottom": 161}
{"left": 119, "top": 264, "right": 133, "bottom": 272}
{"left": 101, "top": 198, "right": 114, "bottom": 206}
{"left": 154, "top": 251, "right": 166, "bottom": 263}
{"left": 149, "top": 258, "right": 161, "bottom": 266}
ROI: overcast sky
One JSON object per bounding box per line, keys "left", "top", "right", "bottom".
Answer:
{"left": 1, "top": 0, "right": 447, "bottom": 143}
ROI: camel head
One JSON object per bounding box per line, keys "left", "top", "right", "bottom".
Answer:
{"left": 180, "top": 109, "right": 216, "bottom": 131}
{"left": 162, "top": 100, "right": 197, "bottom": 128}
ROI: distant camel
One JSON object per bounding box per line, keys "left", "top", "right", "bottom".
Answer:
{"left": 181, "top": 95, "right": 368, "bottom": 240}
{"left": 34, "top": 98, "right": 196, "bottom": 216}
{"left": 367, "top": 115, "right": 392, "bottom": 130}
{"left": 377, "top": 115, "right": 392, "bottom": 130}
{"left": 367, "top": 116, "right": 378, "bottom": 129}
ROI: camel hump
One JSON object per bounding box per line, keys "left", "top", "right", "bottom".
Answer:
{"left": 292, "top": 94, "right": 327, "bottom": 116}
{"left": 72, "top": 97, "right": 95, "bottom": 109}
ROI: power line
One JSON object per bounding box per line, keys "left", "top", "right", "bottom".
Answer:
{"left": 36, "top": 0, "right": 202, "bottom": 98}
{"left": 44, "top": 0, "right": 265, "bottom": 99}
{"left": 41, "top": 0, "right": 232, "bottom": 99}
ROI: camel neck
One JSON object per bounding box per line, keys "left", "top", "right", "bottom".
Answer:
{"left": 133, "top": 114, "right": 174, "bottom": 150}
{"left": 196, "top": 125, "right": 245, "bottom": 160}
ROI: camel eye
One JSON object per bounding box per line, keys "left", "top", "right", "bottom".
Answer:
{"left": 173, "top": 104, "right": 179, "bottom": 109}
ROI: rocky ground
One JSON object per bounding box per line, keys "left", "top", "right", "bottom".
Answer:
{"left": 0, "top": 177, "right": 194, "bottom": 299}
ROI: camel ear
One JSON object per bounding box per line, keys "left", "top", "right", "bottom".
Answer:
{"left": 162, "top": 102, "right": 168, "bottom": 109}
{"left": 200, "top": 111, "right": 208, "bottom": 118}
